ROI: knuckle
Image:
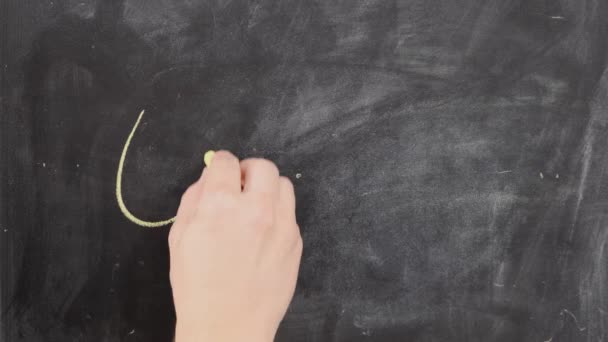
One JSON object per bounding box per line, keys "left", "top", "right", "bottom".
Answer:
{"left": 252, "top": 158, "right": 279, "bottom": 176}
{"left": 280, "top": 224, "right": 302, "bottom": 248}
{"left": 168, "top": 227, "right": 179, "bottom": 247}
{"left": 279, "top": 176, "right": 294, "bottom": 191}
{"left": 265, "top": 160, "right": 280, "bottom": 177}
{"left": 291, "top": 226, "right": 303, "bottom": 245}
{"left": 293, "top": 223, "right": 302, "bottom": 237}
{"left": 286, "top": 232, "right": 303, "bottom": 256}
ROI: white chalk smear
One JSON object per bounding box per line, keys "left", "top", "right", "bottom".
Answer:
{"left": 561, "top": 309, "right": 586, "bottom": 331}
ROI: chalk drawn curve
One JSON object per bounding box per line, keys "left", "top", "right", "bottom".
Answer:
{"left": 115, "top": 110, "right": 176, "bottom": 228}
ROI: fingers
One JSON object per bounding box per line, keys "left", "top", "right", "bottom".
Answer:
{"left": 278, "top": 176, "right": 301, "bottom": 243}
{"left": 175, "top": 181, "right": 201, "bottom": 219}
{"left": 277, "top": 177, "right": 296, "bottom": 221}
{"left": 170, "top": 169, "right": 208, "bottom": 247}
{"left": 240, "top": 158, "right": 280, "bottom": 198}
{"left": 202, "top": 151, "right": 241, "bottom": 195}
{"left": 176, "top": 166, "right": 210, "bottom": 215}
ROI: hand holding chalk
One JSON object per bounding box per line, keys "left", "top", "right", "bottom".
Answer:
{"left": 169, "top": 151, "right": 301, "bottom": 342}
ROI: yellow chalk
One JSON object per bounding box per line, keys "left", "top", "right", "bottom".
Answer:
{"left": 204, "top": 150, "right": 215, "bottom": 166}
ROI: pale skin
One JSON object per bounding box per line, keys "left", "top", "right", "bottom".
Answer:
{"left": 169, "top": 151, "right": 303, "bottom": 342}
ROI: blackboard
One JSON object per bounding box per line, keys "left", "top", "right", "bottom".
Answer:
{"left": 2, "top": 1, "right": 608, "bottom": 341}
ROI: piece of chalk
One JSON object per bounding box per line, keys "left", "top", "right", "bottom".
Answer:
{"left": 204, "top": 150, "right": 216, "bottom": 166}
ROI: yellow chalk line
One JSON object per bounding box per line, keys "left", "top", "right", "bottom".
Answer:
{"left": 116, "top": 110, "right": 176, "bottom": 227}
{"left": 116, "top": 110, "right": 216, "bottom": 227}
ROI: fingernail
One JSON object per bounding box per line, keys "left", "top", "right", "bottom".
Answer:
{"left": 204, "top": 150, "right": 216, "bottom": 166}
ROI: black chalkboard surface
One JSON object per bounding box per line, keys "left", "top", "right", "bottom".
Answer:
{"left": 2, "top": 1, "right": 608, "bottom": 341}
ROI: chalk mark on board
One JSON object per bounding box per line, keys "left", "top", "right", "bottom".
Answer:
{"left": 542, "top": 309, "right": 587, "bottom": 342}
{"left": 561, "top": 309, "right": 586, "bottom": 331}
{"left": 115, "top": 110, "right": 177, "bottom": 228}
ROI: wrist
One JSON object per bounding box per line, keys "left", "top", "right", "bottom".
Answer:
{"left": 175, "top": 320, "right": 273, "bottom": 342}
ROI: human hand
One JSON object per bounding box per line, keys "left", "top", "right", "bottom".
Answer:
{"left": 169, "top": 151, "right": 302, "bottom": 342}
